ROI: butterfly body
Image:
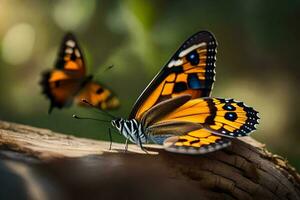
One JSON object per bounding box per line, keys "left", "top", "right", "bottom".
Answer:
{"left": 111, "top": 30, "right": 259, "bottom": 154}
{"left": 40, "top": 33, "right": 119, "bottom": 113}
{"left": 111, "top": 118, "right": 147, "bottom": 146}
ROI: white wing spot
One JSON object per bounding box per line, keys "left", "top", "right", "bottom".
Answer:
{"left": 65, "top": 48, "right": 73, "bottom": 54}
{"left": 66, "top": 40, "right": 76, "bottom": 48}
{"left": 168, "top": 59, "right": 183, "bottom": 68}
{"left": 74, "top": 49, "right": 81, "bottom": 57}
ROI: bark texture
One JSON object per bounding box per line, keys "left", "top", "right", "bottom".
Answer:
{"left": 0, "top": 120, "right": 299, "bottom": 200}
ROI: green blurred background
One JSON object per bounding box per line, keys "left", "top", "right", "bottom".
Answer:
{"left": 0, "top": 0, "right": 299, "bottom": 169}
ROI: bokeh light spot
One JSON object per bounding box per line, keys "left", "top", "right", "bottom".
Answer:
{"left": 2, "top": 23, "right": 36, "bottom": 65}
{"left": 52, "top": 0, "right": 96, "bottom": 31}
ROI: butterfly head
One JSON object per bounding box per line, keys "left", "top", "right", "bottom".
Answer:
{"left": 111, "top": 118, "right": 124, "bottom": 131}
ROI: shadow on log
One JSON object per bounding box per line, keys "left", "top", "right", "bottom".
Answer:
{"left": 0, "top": 120, "right": 299, "bottom": 200}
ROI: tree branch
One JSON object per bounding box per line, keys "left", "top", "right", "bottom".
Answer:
{"left": 0, "top": 120, "right": 299, "bottom": 200}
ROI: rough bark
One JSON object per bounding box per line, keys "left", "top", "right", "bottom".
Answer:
{"left": 0, "top": 120, "right": 299, "bottom": 200}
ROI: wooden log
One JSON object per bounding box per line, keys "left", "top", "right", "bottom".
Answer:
{"left": 0, "top": 120, "right": 299, "bottom": 200}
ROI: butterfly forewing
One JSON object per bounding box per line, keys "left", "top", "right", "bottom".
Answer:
{"left": 55, "top": 33, "right": 86, "bottom": 75}
{"left": 130, "top": 31, "right": 217, "bottom": 120}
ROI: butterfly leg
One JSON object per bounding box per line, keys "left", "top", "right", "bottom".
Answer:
{"left": 124, "top": 137, "right": 129, "bottom": 152}
{"left": 108, "top": 127, "right": 112, "bottom": 150}
{"left": 136, "top": 132, "right": 148, "bottom": 154}
{"left": 140, "top": 145, "right": 148, "bottom": 154}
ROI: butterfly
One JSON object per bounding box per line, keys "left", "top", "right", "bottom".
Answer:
{"left": 106, "top": 30, "right": 258, "bottom": 154}
{"left": 40, "top": 33, "right": 119, "bottom": 114}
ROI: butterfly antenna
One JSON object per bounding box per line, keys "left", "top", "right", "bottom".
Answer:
{"left": 104, "top": 64, "right": 114, "bottom": 71}
{"left": 93, "top": 64, "right": 114, "bottom": 78}
{"left": 72, "top": 114, "right": 111, "bottom": 123}
{"left": 81, "top": 99, "right": 116, "bottom": 119}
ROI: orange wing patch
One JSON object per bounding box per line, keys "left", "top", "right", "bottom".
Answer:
{"left": 76, "top": 82, "right": 119, "bottom": 110}
{"left": 157, "top": 97, "right": 259, "bottom": 137}
{"left": 163, "top": 129, "right": 231, "bottom": 154}
{"left": 40, "top": 70, "right": 83, "bottom": 113}
{"left": 130, "top": 31, "right": 217, "bottom": 120}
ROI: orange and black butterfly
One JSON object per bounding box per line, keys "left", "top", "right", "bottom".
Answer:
{"left": 100, "top": 30, "right": 258, "bottom": 154}
{"left": 40, "top": 33, "right": 119, "bottom": 114}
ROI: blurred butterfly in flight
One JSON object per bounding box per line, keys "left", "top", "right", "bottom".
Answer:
{"left": 40, "top": 33, "right": 119, "bottom": 114}
{"left": 77, "top": 31, "right": 259, "bottom": 154}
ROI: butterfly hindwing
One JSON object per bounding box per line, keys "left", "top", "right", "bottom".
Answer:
{"left": 130, "top": 31, "right": 217, "bottom": 120}
{"left": 75, "top": 81, "right": 119, "bottom": 110}
{"left": 149, "top": 96, "right": 259, "bottom": 138}
{"left": 148, "top": 96, "right": 258, "bottom": 154}
{"left": 163, "top": 129, "right": 231, "bottom": 154}
{"left": 202, "top": 98, "right": 259, "bottom": 137}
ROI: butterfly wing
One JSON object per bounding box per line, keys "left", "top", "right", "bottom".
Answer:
{"left": 55, "top": 33, "right": 86, "bottom": 75}
{"left": 155, "top": 97, "right": 259, "bottom": 137}
{"left": 130, "top": 31, "right": 217, "bottom": 120}
{"left": 40, "top": 33, "right": 87, "bottom": 113}
{"left": 163, "top": 129, "right": 231, "bottom": 154}
{"left": 75, "top": 81, "right": 120, "bottom": 110}
{"left": 142, "top": 95, "right": 259, "bottom": 153}
{"left": 40, "top": 70, "right": 84, "bottom": 113}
